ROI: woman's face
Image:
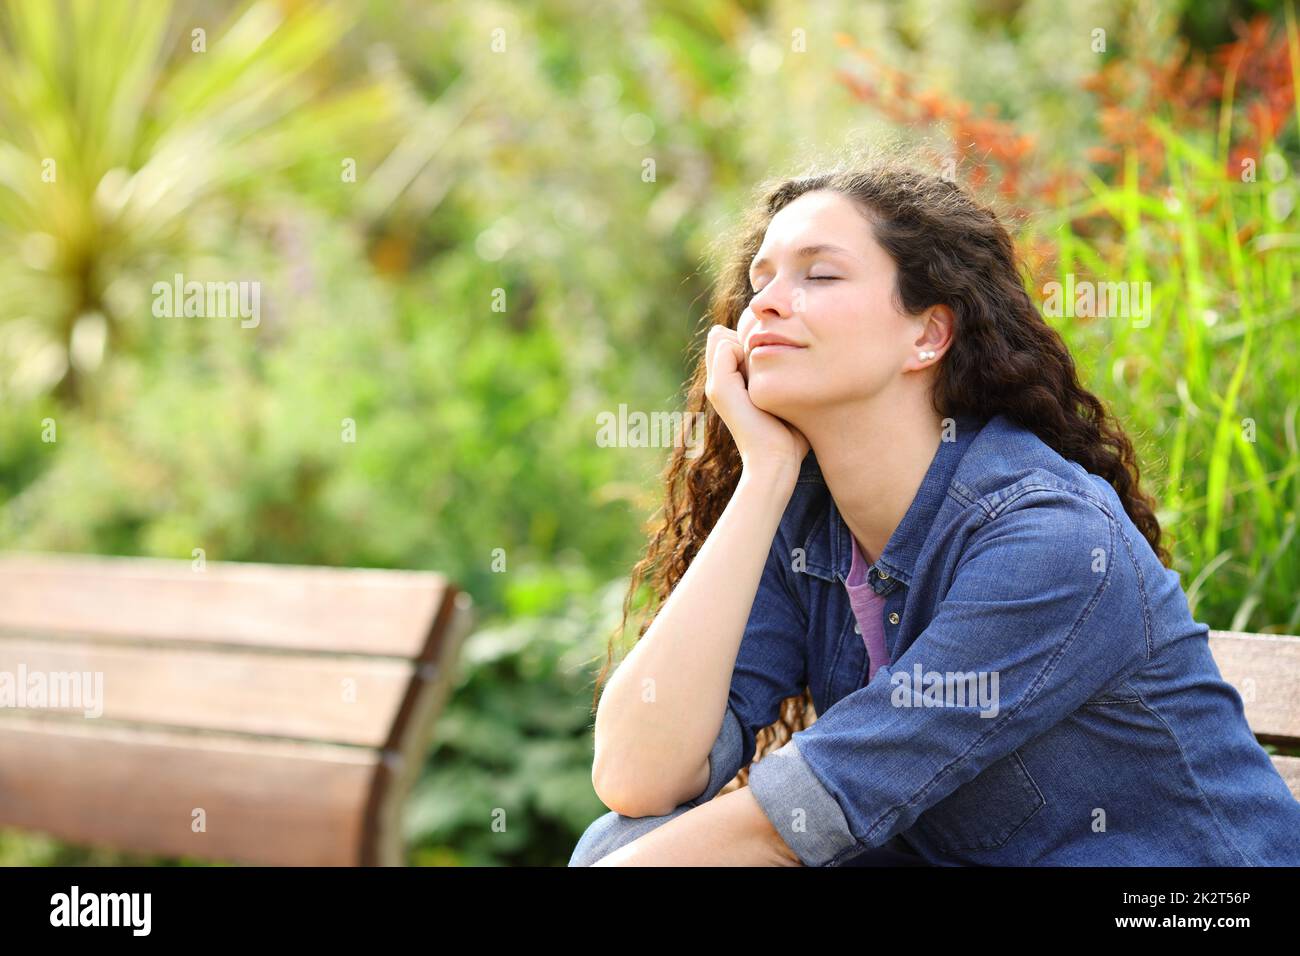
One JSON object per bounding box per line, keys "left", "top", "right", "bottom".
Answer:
{"left": 737, "top": 189, "right": 935, "bottom": 419}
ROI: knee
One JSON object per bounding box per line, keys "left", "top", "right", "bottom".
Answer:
{"left": 567, "top": 804, "right": 693, "bottom": 866}
{"left": 568, "top": 810, "right": 630, "bottom": 867}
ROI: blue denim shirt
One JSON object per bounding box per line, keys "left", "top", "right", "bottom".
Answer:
{"left": 684, "top": 412, "right": 1300, "bottom": 866}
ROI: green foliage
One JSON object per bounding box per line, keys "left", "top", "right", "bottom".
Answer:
{"left": 0, "top": 0, "right": 406, "bottom": 405}
{"left": 402, "top": 578, "right": 623, "bottom": 867}
{"left": 1, "top": 0, "right": 1298, "bottom": 867}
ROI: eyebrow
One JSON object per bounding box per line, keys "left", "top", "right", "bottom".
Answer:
{"left": 749, "top": 243, "right": 856, "bottom": 276}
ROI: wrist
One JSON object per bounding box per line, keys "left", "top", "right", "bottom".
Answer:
{"left": 739, "top": 455, "right": 803, "bottom": 491}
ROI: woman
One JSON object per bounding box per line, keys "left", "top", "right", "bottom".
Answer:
{"left": 569, "top": 156, "right": 1300, "bottom": 867}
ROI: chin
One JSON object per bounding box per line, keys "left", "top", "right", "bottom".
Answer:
{"left": 747, "top": 376, "right": 805, "bottom": 418}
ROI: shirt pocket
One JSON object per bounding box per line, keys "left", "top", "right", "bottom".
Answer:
{"left": 913, "top": 749, "right": 1046, "bottom": 853}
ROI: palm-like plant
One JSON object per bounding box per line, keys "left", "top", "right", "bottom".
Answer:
{"left": 0, "top": 0, "right": 407, "bottom": 405}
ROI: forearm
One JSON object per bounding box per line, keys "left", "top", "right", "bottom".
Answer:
{"left": 591, "top": 785, "right": 803, "bottom": 867}
{"left": 593, "top": 464, "right": 799, "bottom": 815}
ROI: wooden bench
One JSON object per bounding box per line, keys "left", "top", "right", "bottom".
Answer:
{"left": 0, "top": 551, "right": 474, "bottom": 866}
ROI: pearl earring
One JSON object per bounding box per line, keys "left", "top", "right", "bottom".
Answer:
{"left": 918, "top": 349, "right": 936, "bottom": 361}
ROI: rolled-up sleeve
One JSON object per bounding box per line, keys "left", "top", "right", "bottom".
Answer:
{"left": 748, "top": 491, "right": 1148, "bottom": 866}
{"left": 684, "top": 522, "right": 809, "bottom": 808}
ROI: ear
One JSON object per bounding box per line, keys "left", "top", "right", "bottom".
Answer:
{"left": 908, "top": 304, "right": 954, "bottom": 370}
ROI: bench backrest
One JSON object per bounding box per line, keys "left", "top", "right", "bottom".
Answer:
{"left": 0, "top": 551, "right": 473, "bottom": 865}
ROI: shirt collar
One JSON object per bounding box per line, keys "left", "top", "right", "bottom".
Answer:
{"left": 797, "top": 413, "right": 987, "bottom": 591}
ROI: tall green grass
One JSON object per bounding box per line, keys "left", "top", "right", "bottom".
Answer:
{"left": 1022, "top": 22, "right": 1300, "bottom": 633}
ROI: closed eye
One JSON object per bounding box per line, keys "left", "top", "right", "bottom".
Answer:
{"left": 749, "top": 276, "right": 840, "bottom": 295}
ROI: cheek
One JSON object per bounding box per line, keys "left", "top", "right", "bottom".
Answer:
{"left": 736, "top": 306, "right": 755, "bottom": 338}
{"left": 817, "top": 285, "right": 905, "bottom": 350}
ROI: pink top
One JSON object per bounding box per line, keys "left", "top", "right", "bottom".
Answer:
{"left": 844, "top": 535, "right": 889, "bottom": 683}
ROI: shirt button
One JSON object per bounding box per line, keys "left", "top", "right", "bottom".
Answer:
{"left": 888, "top": 612, "right": 900, "bottom": 625}
{"left": 854, "top": 623, "right": 861, "bottom": 634}
{"left": 878, "top": 569, "right": 890, "bottom": 580}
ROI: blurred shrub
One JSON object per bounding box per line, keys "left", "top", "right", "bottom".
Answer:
{"left": 403, "top": 577, "right": 624, "bottom": 866}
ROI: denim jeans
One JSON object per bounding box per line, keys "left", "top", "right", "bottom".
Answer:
{"left": 568, "top": 798, "right": 938, "bottom": 867}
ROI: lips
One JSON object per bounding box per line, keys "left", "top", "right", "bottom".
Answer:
{"left": 747, "top": 332, "right": 806, "bottom": 353}
{"left": 749, "top": 344, "right": 802, "bottom": 358}
{"left": 747, "top": 333, "right": 806, "bottom": 359}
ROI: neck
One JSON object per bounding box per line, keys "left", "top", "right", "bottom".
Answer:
{"left": 793, "top": 401, "right": 944, "bottom": 567}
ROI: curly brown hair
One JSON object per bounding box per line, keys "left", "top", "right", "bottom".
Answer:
{"left": 589, "top": 152, "right": 1171, "bottom": 796}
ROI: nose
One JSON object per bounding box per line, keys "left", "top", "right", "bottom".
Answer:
{"left": 749, "top": 275, "right": 793, "bottom": 320}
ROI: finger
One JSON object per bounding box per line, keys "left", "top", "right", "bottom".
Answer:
{"left": 705, "top": 325, "right": 736, "bottom": 374}
{"left": 710, "top": 330, "right": 739, "bottom": 383}
{"left": 725, "top": 337, "right": 748, "bottom": 386}
{"left": 707, "top": 332, "right": 742, "bottom": 401}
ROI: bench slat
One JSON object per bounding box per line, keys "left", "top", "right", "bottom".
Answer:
{"left": 0, "top": 552, "right": 451, "bottom": 658}
{"left": 1206, "top": 630, "right": 1300, "bottom": 744}
{"left": 0, "top": 550, "right": 474, "bottom": 866}
{"left": 0, "top": 636, "right": 413, "bottom": 746}
{"left": 0, "top": 715, "right": 377, "bottom": 866}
